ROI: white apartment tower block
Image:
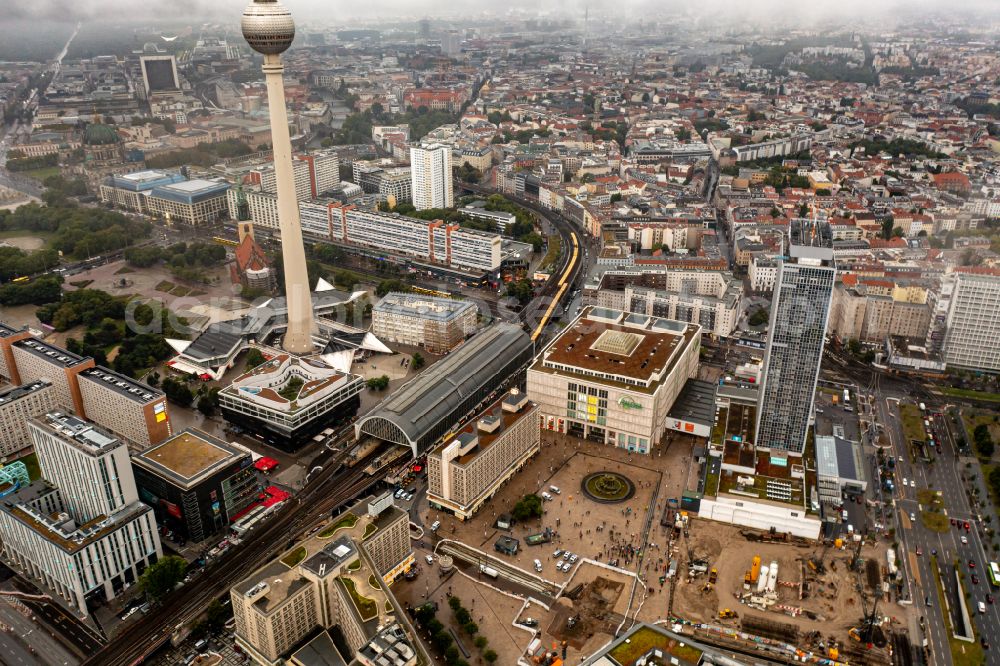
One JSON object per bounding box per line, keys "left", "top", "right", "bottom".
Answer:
{"left": 410, "top": 144, "right": 453, "bottom": 211}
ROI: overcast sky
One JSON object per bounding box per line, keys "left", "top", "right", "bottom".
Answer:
{"left": 3, "top": 0, "right": 999, "bottom": 24}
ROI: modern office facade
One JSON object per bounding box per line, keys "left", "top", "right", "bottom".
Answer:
{"left": 0, "top": 413, "right": 162, "bottom": 616}
{"left": 427, "top": 390, "right": 539, "bottom": 521}
{"left": 755, "top": 245, "right": 836, "bottom": 456}
{"left": 595, "top": 283, "right": 741, "bottom": 339}
{"left": 231, "top": 494, "right": 416, "bottom": 666}
{"left": 146, "top": 178, "right": 230, "bottom": 225}
{"left": 0, "top": 380, "right": 55, "bottom": 458}
{"left": 527, "top": 307, "right": 701, "bottom": 454}
{"left": 410, "top": 144, "right": 453, "bottom": 210}
{"left": 98, "top": 169, "right": 187, "bottom": 212}
{"left": 940, "top": 270, "right": 1000, "bottom": 373}
{"left": 372, "top": 292, "right": 479, "bottom": 353}
{"left": 131, "top": 429, "right": 258, "bottom": 543}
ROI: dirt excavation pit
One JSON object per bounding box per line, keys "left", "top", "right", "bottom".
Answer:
{"left": 547, "top": 576, "right": 627, "bottom": 649}
{"left": 672, "top": 521, "right": 888, "bottom": 635}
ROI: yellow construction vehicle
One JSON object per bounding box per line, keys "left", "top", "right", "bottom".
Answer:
{"left": 719, "top": 608, "right": 737, "bottom": 619}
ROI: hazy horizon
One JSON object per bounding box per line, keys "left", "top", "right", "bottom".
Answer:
{"left": 3, "top": 0, "right": 1000, "bottom": 25}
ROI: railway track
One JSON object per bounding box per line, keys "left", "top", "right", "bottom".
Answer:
{"left": 85, "top": 445, "right": 390, "bottom": 666}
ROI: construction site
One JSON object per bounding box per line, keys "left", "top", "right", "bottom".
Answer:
{"left": 668, "top": 520, "right": 900, "bottom": 665}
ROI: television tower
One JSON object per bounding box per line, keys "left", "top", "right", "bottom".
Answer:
{"left": 241, "top": 0, "right": 315, "bottom": 354}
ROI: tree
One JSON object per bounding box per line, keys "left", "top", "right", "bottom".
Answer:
{"left": 483, "top": 649, "right": 498, "bottom": 664}
{"left": 506, "top": 279, "right": 535, "bottom": 305}
{"left": 139, "top": 555, "right": 187, "bottom": 600}
{"left": 880, "top": 217, "right": 895, "bottom": 240}
{"left": 376, "top": 279, "right": 410, "bottom": 297}
{"left": 444, "top": 646, "right": 460, "bottom": 663}
{"left": 244, "top": 348, "right": 266, "bottom": 369}
{"left": 162, "top": 377, "right": 194, "bottom": 407}
{"left": 366, "top": 375, "right": 390, "bottom": 391}
{"left": 205, "top": 599, "right": 231, "bottom": 631}
{"left": 474, "top": 636, "right": 488, "bottom": 649}
{"left": 748, "top": 308, "right": 769, "bottom": 327}
{"left": 511, "top": 494, "right": 543, "bottom": 521}
{"left": 412, "top": 352, "right": 425, "bottom": 370}
{"left": 610, "top": 193, "right": 623, "bottom": 203}
{"left": 463, "top": 621, "right": 478, "bottom": 635}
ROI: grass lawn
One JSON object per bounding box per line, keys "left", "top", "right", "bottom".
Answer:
{"left": 69, "top": 279, "right": 93, "bottom": 288}
{"left": 0, "top": 229, "right": 52, "bottom": 241}
{"left": 608, "top": 626, "right": 703, "bottom": 665}
{"left": 704, "top": 469, "right": 720, "bottom": 496}
{"left": 155, "top": 280, "right": 176, "bottom": 293}
{"left": 339, "top": 577, "right": 377, "bottom": 621}
{"left": 189, "top": 289, "right": 206, "bottom": 297}
{"left": 114, "top": 266, "right": 134, "bottom": 275}
{"left": 368, "top": 573, "right": 381, "bottom": 589}
{"left": 170, "top": 284, "right": 191, "bottom": 297}
{"left": 921, "top": 511, "right": 950, "bottom": 533}
{"left": 280, "top": 546, "right": 307, "bottom": 568}
{"left": 14, "top": 452, "right": 41, "bottom": 481}
{"left": 931, "top": 557, "right": 984, "bottom": 666}
{"left": 346, "top": 559, "right": 361, "bottom": 572}
{"left": 539, "top": 234, "right": 562, "bottom": 271}
{"left": 21, "top": 166, "right": 61, "bottom": 182}
{"left": 900, "top": 403, "right": 925, "bottom": 444}
{"left": 319, "top": 512, "right": 358, "bottom": 538}
{"left": 942, "top": 387, "right": 1000, "bottom": 404}
{"left": 362, "top": 522, "right": 378, "bottom": 540}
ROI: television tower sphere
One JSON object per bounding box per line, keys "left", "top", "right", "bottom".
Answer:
{"left": 241, "top": 0, "right": 295, "bottom": 55}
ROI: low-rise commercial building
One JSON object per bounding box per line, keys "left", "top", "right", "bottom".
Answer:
{"left": 527, "top": 307, "right": 701, "bottom": 454}
{"left": 231, "top": 494, "right": 417, "bottom": 666}
{"left": 427, "top": 390, "right": 539, "bottom": 521}
{"left": 0, "top": 381, "right": 55, "bottom": 459}
{"left": 372, "top": 293, "right": 478, "bottom": 354}
{"left": 131, "top": 429, "right": 257, "bottom": 543}
{"left": 219, "top": 354, "right": 365, "bottom": 450}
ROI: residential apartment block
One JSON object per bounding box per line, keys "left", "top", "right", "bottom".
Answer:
{"left": 410, "top": 144, "right": 453, "bottom": 210}
{"left": 427, "top": 390, "right": 539, "bottom": 521}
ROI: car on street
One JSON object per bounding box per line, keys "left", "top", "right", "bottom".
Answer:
{"left": 425, "top": 555, "right": 434, "bottom": 564}
{"left": 988, "top": 595, "right": 995, "bottom": 605}
{"left": 972, "top": 574, "right": 980, "bottom": 585}
{"left": 916, "top": 547, "right": 923, "bottom": 556}
{"left": 553, "top": 549, "right": 563, "bottom": 558}
{"left": 969, "top": 559, "right": 976, "bottom": 569}
{"left": 910, "top": 512, "right": 916, "bottom": 521}
{"left": 982, "top": 636, "right": 990, "bottom": 650}
{"left": 964, "top": 521, "right": 971, "bottom": 531}
{"left": 961, "top": 535, "right": 968, "bottom": 544}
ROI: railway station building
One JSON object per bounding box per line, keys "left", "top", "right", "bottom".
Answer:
{"left": 356, "top": 323, "right": 534, "bottom": 458}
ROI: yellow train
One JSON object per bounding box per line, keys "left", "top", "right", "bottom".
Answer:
{"left": 531, "top": 231, "right": 579, "bottom": 343}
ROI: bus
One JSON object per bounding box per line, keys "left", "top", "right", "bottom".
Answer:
{"left": 11, "top": 276, "right": 29, "bottom": 283}
{"left": 989, "top": 562, "right": 1000, "bottom": 588}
